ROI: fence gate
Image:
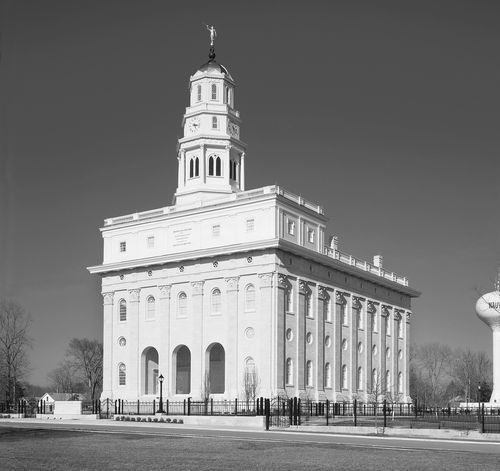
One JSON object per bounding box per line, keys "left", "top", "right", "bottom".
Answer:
{"left": 268, "top": 397, "right": 291, "bottom": 428}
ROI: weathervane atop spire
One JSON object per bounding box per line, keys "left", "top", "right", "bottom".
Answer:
{"left": 205, "top": 24, "right": 217, "bottom": 60}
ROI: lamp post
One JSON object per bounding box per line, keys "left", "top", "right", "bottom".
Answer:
{"left": 158, "top": 374, "right": 165, "bottom": 414}
{"left": 478, "top": 383, "right": 482, "bottom": 407}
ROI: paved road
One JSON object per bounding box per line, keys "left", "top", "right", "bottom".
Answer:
{"left": 2, "top": 420, "right": 500, "bottom": 455}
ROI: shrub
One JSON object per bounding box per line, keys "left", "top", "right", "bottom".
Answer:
{"left": 172, "top": 419, "right": 177, "bottom": 423}
{"left": 159, "top": 418, "right": 165, "bottom": 423}
{"left": 131, "top": 417, "right": 136, "bottom": 422}
{"left": 166, "top": 418, "right": 171, "bottom": 423}
{"left": 125, "top": 416, "right": 130, "bottom": 421}
{"left": 115, "top": 416, "right": 120, "bottom": 421}
{"left": 153, "top": 418, "right": 158, "bottom": 422}
{"left": 147, "top": 417, "right": 152, "bottom": 422}
{"left": 178, "top": 419, "right": 183, "bottom": 424}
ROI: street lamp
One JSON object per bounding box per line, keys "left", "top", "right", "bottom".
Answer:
{"left": 478, "top": 383, "right": 482, "bottom": 408}
{"left": 158, "top": 374, "right": 165, "bottom": 414}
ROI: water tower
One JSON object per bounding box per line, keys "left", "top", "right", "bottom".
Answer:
{"left": 475, "top": 271, "right": 500, "bottom": 404}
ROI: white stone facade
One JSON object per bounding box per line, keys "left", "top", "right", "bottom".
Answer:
{"left": 88, "top": 47, "right": 419, "bottom": 402}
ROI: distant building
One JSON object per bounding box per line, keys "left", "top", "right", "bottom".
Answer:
{"left": 88, "top": 41, "right": 420, "bottom": 402}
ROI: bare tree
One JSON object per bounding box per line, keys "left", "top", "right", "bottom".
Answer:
{"left": 367, "top": 369, "right": 386, "bottom": 428}
{"left": 242, "top": 365, "right": 260, "bottom": 409}
{"left": 48, "top": 361, "right": 83, "bottom": 393}
{"left": 0, "top": 299, "right": 32, "bottom": 403}
{"left": 411, "top": 342, "right": 452, "bottom": 407}
{"left": 65, "top": 338, "right": 102, "bottom": 401}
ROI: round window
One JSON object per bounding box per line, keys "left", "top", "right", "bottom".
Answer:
{"left": 386, "top": 347, "right": 391, "bottom": 359}
{"left": 342, "top": 338, "right": 348, "bottom": 350}
{"left": 118, "top": 337, "right": 126, "bottom": 347}
{"left": 398, "top": 349, "right": 403, "bottom": 360}
{"left": 306, "top": 332, "right": 313, "bottom": 344}
{"left": 358, "top": 341, "right": 363, "bottom": 353}
{"left": 245, "top": 327, "right": 255, "bottom": 339}
{"left": 325, "top": 336, "right": 331, "bottom": 348}
{"left": 372, "top": 344, "right": 378, "bottom": 356}
{"left": 286, "top": 328, "right": 293, "bottom": 341}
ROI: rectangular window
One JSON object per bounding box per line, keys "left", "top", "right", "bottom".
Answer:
{"left": 119, "top": 241, "right": 126, "bottom": 252}
{"left": 246, "top": 219, "right": 255, "bottom": 232}
{"left": 212, "top": 225, "right": 221, "bottom": 237}
{"left": 307, "top": 228, "right": 315, "bottom": 243}
{"left": 212, "top": 116, "right": 218, "bottom": 129}
{"left": 211, "top": 83, "right": 217, "bottom": 100}
{"left": 287, "top": 219, "right": 295, "bottom": 235}
{"left": 147, "top": 236, "right": 155, "bottom": 248}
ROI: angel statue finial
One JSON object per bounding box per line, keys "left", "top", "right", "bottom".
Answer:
{"left": 206, "top": 24, "right": 217, "bottom": 47}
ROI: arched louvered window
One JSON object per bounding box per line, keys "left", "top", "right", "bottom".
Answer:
{"left": 306, "top": 361, "right": 313, "bottom": 387}
{"left": 357, "top": 366, "right": 363, "bottom": 390}
{"left": 229, "top": 161, "right": 233, "bottom": 180}
{"left": 341, "top": 364, "right": 348, "bottom": 389}
{"left": 325, "top": 363, "right": 331, "bottom": 388}
{"left": 215, "top": 156, "right": 221, "bottom": 176}
{"left": 212, "top": 116, "right": 218, "bottom": 129}
{"left": 208, "top": 156, "right": 214, "bottom": 176}
{"left": 286, "top": 358, "right": 293, "bottom": 385}
{"left": 189, "top": 158, "right": 194, "bottom": 178}
{"left": 119, "top": 299, "right": 127, "bottom": 322}
{"left": 211, "top": 83, "right": 217, "bottom": 100}
{"left": 146, "top": 296, "right": 155, "bottom": 320}
{"left": 211, "top": 288, "right": 221, "bottom": 314}
{"left": 197, "top": 84, "right": 201, "bottom": 102}
{"left": 245, "top": 284, "right": 256, "bottom": 311}
{"left": 178, "top": 292, "right": 187, "bottom": 318}
{"left": 118, "top": 363, "right": 126, "bottom": 386}
{"left": 195, "top": 157, "right": 199, "bottom": 177}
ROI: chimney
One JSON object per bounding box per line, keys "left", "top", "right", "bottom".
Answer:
{"left": 328, "top": 236, "right": 338, "bottom": 251}
{"left": 373, "top": 255, "right": 383, "bottom": 268}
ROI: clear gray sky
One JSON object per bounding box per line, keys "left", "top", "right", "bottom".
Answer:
{"left": 1, "top": 0, "right": 499, "bottom": 386}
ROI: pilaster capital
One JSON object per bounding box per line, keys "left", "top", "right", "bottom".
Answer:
{"left": 318, "top": 286, "right": 329, "bottom": 300}
{"left": 298, "top": 279, "right": 310, "bottom": 294}
{"left": 191, "top": 281, "right": 205, "bottom": 295}
{"left": 258, "top": 272, "right": 274, "bottom": 288}
{"left": 128, "top": 289, "right": 140, "bottom": 303}
{"left": 405, "top": 311, "right": 412, "bottom": 322}
{"left": 352, "top": 296, "right": 364, "bottom": 310}
{"left": 394, "top": 309, "right": 404, "bottom": 321}
{"left": 102, "top": 292, "right": 114, "bottom": 305}
{"left": 381, "top": 305, "right": 392, "bottom": 318}
{"left": 277, "top": 273, "right": 289, "bottom": 289}
{"left": 367, "top": 300, "right": 378, "bottom": 314}
{"left": 335, "top": 291, "right": 348, "bottom": 305}
{"left": 224, "top": 276, "right": 240, "bottom": 291}
{"left": 158, "top": 285, "right": 172, "bottom": 299}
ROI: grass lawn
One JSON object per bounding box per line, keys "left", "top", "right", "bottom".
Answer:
{"left": 0, "top": 425, "right": 499, "bottom": 470}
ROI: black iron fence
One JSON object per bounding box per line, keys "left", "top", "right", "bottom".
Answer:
{"left": 267, "top": 398, "right": 500, "bottom": 433}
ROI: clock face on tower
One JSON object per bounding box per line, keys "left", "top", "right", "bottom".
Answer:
{"left": 187, "top": 117, "right": 200, "bottom": 134}
{"left": 227, "top": 121, "right": 240, "bottom": 139}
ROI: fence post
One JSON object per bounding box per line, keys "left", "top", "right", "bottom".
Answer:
{"left": 153, "top": 400, "right": 155, "bottom": 415}
{"left": 383, "top": 399, "right": 387, "bottom": 428}
{"left": 298, "top": 399, "right": 301, "bottom": 426}
{"left": 166, "top": 399, "right": 169, "bottom": 415}
{"left": 481, "top": 403, "right": 485, "bottom": 433}
{"left": 137, "top": 400, "right": 140, "bottom": 415}
{"left": 211, "top": 398, "right": 213, "bottom": 416}
{"left": 235, "top": 398, "right": 238, "bottom": 415}
{"left": 326, "top": 399, "right": 329, "bottom": 426}
{"left": 354, "top": 399, "right": 357, "bottom": 427}
{"left": 187, "top": 397, "right": 191, "bottom": 416}
{"left": 265, "top": 398, "right": 270, "bottom": 431}
{"left": 183, "top": 399, "right": 186, "bottom": 415}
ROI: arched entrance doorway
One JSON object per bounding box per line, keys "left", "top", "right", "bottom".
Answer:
{"left": 207, "top": 343, "right": 225, "bottom": 394}
{"left": 174, "top": 345, "right": 191, "bottom": 394}
{"left": 141, "top": 347, "right": 159, "bottom": 395}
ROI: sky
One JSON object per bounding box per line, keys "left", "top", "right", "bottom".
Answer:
{"left": 0, "top": 0, "right": 499, "bottom": 386}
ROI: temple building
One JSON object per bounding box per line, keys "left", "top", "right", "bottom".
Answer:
{"left": 88, "top": 39, "right": 420, "bottom": 402}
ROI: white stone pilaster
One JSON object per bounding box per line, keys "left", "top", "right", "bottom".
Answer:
{"left": 191, "top": 281, "right": 204, "bottom": 399}
{"left": 158, "top": 285, "right": 171, "bottom": 397}
{"left": 225, "top": 276, "right": 239, "bottom": 399}
{"left": 128, "top": 289, "right": 141, "bottom": 398}
{"left": 101, "top": 292, "right": 114, "bottom": 400}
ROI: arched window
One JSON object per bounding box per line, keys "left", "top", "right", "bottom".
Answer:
{"left": 207, "top": 343, "right": 225, "bottom": 393}
{"left": 141, "top": 347, "right": 158, "bottom": 395}
{"left": 178, "top": 292, "right": 187, "bottom": 317}
{"left": 398, "top": 372, "right": 403, "bottom": 394}
{"left": 357, "top": 366, "right": 363, "bottom": 390}
{"left": 286, "top": 288, "right": 293, "bottom": 313}
{"left": 211, "top": 83, "right": 217, "bottom": 100}
{"left": 212, "top": 116, "right": 218, "bottom": 129}
{"left": 146, "top": 296, "right": 155, "bottom": 320}
{"left": 208, "top": 156, "right": 214, "bottom": 176}
{"left": 341, "top": 364, "right": 348, "bottom": 389}
{"left": 197, "top": 84, "right": 201, "bottom": 102}
{"left": 195, "top": 157, "right": 199, "bottom": 177}
{"left": 229, "top": 160, "right": 233, "bottom": 180}
{"left": 306, "top": 293, "right": 312, "bottom": 318}
{"left": 286, "top": 358, "right": 293, "bottom": 385}
{"left": 306, "top": 360, "right": 313, "bottom": 387}
{"left": 245, "top": 284, "right": 256, "bottom": 311}
{"left": 372, "top": 368, "right": 378, "bottom": 391}
{"left": 225, "top": 87, "right": 230, "bottom": 104}
{"left": 175, "top": 345, "right": 191, "bottom": 394}
{"left": 386, "top": 370, "right": 391, "bottom": 392}
{"left": 215, "top": 156, "right": 221, "bottom": 176}
{"left": 211, "top": 288, "right": 221, "bottom": 314}
{"left": 118, "top": 363, "right": 126, "bottom": 386}
{"left": 119, "top": 299, "right": 127, "bottom": 322}
{"left": 325, "top": 363, "right": 331, "bottom": 388}
{"left": 189, "top": 158, "right": 194, "bottom": 178}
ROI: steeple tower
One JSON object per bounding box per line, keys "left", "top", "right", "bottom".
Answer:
{"left": 174, "top": 28, "right": 246, "bottom": 206}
